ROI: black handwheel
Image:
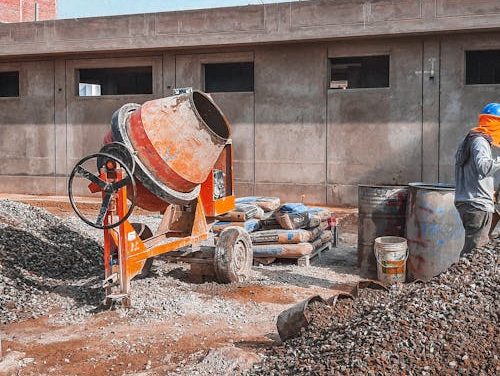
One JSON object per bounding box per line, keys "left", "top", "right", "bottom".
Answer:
{"left": 68, "top": 152, "right": 136, "bottom": 230}
{"left": 214, "top": 227, "right": 253, "bottom": 283}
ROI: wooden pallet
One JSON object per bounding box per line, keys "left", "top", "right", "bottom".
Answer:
{"left": 297, "top": 241, "right": 332, "bottom": 267}
{"left": 254, "top": 241, "right": 333, "bottom": 267}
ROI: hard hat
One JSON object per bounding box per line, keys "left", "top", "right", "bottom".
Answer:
{"left": 481, "top": 103, "right": 500, "bottom": 116}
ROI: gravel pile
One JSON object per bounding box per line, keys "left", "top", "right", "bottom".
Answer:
{"left": 0, "top": 200, "right": 103, "bottom": 323}
{"left": 250, "top": 242, "right": 499, "bottom": 375}
{"left": 0, "top": 200, "right": 265, "bottom": 327}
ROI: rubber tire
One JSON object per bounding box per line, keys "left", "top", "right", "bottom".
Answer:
{"left": 131, "top": 223, "right": 154, "bottom": 277}
{"left": 214, "top": 226, "right": 253, "bottom": 283}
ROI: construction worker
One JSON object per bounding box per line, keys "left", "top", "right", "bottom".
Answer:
{"left": 455, "top": 103, "right": 500, "bottom": 255}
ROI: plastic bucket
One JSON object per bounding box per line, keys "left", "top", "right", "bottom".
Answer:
{"left": 374, "top": 236, "right": 408, "bottom": 284}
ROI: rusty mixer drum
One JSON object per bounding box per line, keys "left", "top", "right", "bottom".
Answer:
{"left": 108, "top": 91, "right": 231, "bottom": 210}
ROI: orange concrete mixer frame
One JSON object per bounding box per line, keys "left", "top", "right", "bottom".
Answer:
{"left": 98, "top": 145, "right": 235, "bottom": 307}
{"left": 69, "top": 92, "right": 253, "bottom": 307}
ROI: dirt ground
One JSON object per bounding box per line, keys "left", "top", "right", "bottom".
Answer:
{"left": 0, "top": 195, "right": 360, "bottom": 376}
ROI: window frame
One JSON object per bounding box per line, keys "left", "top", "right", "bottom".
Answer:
{"left": 75, "top": 65, "right": 154, "bottom": 97}
{"left": 69, "top": 57, "right": 161, "bottom": 100}
{"left": 0, "top": 69, "right": 21, "bottom": 99}
{"left": 328, "top": 54, "right": 392, "bottom": 91}
{"left": 202, "top": 61, "right": 255, "bottom": 94}
{"left": 464, "top": 49, "right": 500, "bottom": 87}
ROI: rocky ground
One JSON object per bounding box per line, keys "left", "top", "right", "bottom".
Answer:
{"left": 0, "top": 198, "right": 359, "bottom": 375}
{"left": 249, "top": 241, "right": 499, "bottom": 375}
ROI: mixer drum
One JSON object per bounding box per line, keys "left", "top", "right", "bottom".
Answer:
{"left": 108, "top": 91, "right": 231, "bottom": 210}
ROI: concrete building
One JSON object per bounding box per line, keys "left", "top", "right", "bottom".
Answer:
{"left": 1, "top": 0, "right": 500, "bottom": 206}
{"left": 0, "top": 0, "right": 57, "bottom": 23}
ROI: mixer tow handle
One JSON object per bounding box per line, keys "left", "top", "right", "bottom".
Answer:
{"left": 68, "top": 152, "right": 137, "bottom": 230}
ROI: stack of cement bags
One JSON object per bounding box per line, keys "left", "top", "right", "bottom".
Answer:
{"left": 212, "top": 198, "right": 334, "bottom": 263}
{"left": 251, "top": 203, "right": 333, "bottom": 261}
{"left": 212, "top": 197, "right": 280, "bottom": 234}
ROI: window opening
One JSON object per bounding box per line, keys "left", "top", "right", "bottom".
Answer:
{"left": 77, "top": 66, "right": 153, "bottom": 96}
{"left": 330, "top": 55, "right": 390, "bottom": 89}
{"left": 466, "top": 50, "right": 500, "bottom": 85}
{"left": 0, "top": 71, "right": 20, "bottom": 97}
{"left": 204, "top": 62, "right": 254, "bottom": 93}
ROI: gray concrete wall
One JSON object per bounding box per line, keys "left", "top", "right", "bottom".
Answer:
{"left": 1, "top": 0, "right": 500, "bottom": 59}
{"left": 326, "top": 38, "right": 425, "bottom": 205}
{"left": 254, "top": 43, "right": 327, "bottom": 204}
{"left": 174, "top": 51, "right": 256, "bottom": 198}
{"left": 0, "top": 60, "right": 56, "bottom": 194}
{"left": 1, "top": 30, "right": 500, "bottom": 205}
{"left": 439, "top": 32, "right": 500, "bottom": 183}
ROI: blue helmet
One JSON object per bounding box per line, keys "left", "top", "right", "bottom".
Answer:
{"left": 481, "top": 103, "right": 500, "bottom": 116}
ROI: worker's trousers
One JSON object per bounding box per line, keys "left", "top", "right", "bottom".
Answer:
{"left": 455, "top": 203, "right": 492, "bottom": 256}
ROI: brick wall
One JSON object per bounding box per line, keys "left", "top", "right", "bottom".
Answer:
{"left": 0, "top": 0, "right": 56, "bottom": 23}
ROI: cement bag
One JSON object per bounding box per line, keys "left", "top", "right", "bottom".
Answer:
{"left": 307, "top": 214, "right": 321, "bottom": 228}
{"left": 279, "top": 203, "right": 309, "bottom": 214}
{"left": 320, "top": 230, "right": 333, "bottom": 244}
{"left": 247, "top": 205, "right": 265, "bottom": 219}
{"left": 308, "top": 208, "right": 331, "bottom": 221}
{"left": 253, "top": 242, "right": 314, "bottom": 258}
{"left": 213, "top": 219, "right": 260, "bottom": 234}
{"left": 308, "top": 226, "right": 322, "bottom": 241}
{"left": 216, "top": 203, "right": 262, "bottom": 222}
{"left": 311, "top": 237, "right": 323, "bottom": 250}
{"left": 318, "top": 221, "right": 329, "bottom": 231}
{"left": 236, "top": 196, "right": 281, "bottom": 212}
{"left": 276, "top": 211, "right": 309, "bottom": 230}
{"left": 250, "top": 229, "right": 312, "bottom": 244}
{"left": 260, "top": 215, "right": 281, "bottom": 230}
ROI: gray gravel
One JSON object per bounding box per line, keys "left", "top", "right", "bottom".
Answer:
{"left": 249, "top": 242, "right": 500, "bottom": 375}
{"left": 0, "top": 200, "right": 103, "bottom": 323}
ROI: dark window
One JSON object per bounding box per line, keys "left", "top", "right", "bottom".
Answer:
{"left": 0, "top": 71, "right": 20, "bottom": 97}
{"left": 466, "top": 50, "right": 500, "bottom": 85}
{"left": 330, "top": 55, "right": 390, "bottom": 89}
{"left": 77, "top": 66, "right": 153, "bottom": 96}
{"left": 204, "top": 62, "right": 254, "bottom": 93}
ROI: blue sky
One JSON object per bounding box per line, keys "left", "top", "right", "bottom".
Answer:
{"left": 57, "top": 0, "right": 296, "bottom": 19}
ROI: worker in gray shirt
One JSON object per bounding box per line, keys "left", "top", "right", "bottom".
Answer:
{"left": 455, "top": 103, "right": 500, "bottom": 255}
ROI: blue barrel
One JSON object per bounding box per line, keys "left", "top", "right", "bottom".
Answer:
{"left": 406, "top": 183, "right": 465, "bottom": 281}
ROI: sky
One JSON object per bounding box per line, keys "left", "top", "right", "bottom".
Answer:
{"left": 57, "top": 0, "right": 297, "bottom": 19}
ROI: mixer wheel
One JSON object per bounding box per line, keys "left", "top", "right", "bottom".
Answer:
{"left": 131, "top": 223, "right": 154, "bottom": 278}
{"left": 214, "top": 227, "right": 253, "bottom": 283}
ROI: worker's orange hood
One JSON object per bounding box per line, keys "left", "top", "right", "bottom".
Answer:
{"left": 471, "top": 114, "right": 500, "bottom": 147}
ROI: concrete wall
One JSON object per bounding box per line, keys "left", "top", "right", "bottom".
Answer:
{"left": 439, "top": 32, "right": 500, "bottom": 183}
{"left": 2, "top": 31, "right": 500, "bottom": 205}
{"left": 0, "top": 60, "right": 56, "bottom": 193}
{"left": 1, "top": 1, "right": 500, "bottom": 205}
{"left": 326, "top": 38, "right": 425, "bottom": 205}
{"left": 2, "top": 0, "right": 500, "bottom": 58}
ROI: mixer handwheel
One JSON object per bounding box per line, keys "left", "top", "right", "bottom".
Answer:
{"left": 214, "top": 227, "right": 253, "bottom": 283}
{"left": 68, "top": 152, "right": 136, "bottom": 230}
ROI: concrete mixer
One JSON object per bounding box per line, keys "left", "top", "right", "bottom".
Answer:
{"left": 68, "top": 90, "right": 252, "bottom": 306}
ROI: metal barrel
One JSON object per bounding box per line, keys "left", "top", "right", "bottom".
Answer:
{"left": 358, "top": 185, "right": 409, "bottom": 277}
{"left": 107, "top": 91, "right": 231, "bottom": 210}
{"left": 405, "top": 183, "right": 464, "bottom": 281}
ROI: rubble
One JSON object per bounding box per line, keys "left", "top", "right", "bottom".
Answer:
{"left": 250, "top": 242, "right": 499, "bottom": 375}
{"left": 0, "top": 200, "right": 103, "bottom": 323}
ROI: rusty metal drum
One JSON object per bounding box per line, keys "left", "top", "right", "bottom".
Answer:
{"left": 406, "top": 183, "right": 465, "bottom": 281}
{"left": 108, "top": 91, "right": 231, "bottom": 209}
{"left": 358, "top": 185, "right": 409, "bottom": 277}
